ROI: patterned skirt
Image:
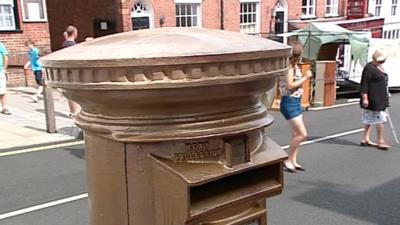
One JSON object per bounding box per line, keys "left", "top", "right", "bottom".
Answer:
{"left": 362, "top": 109, "right": 387, "bottom": 125}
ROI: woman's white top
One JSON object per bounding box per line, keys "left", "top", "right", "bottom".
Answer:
{"left": 279, "top": 65, "right": 304, "bottom": 98}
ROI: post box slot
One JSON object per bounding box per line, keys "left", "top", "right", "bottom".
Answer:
{"left": 189, "top": 163, "right": 281, "bottom": 217}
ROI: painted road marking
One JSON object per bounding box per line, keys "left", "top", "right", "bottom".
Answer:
{"left": 0, "top": 128, "right": 365, "bottom": 220}
{"left": 0, "top": 141, "right": 84, "bottom": 157}
{"left": 282, "top": 128, "right": 364, "bottom": 149}
{"left": 0, "top": 193, "right": 88, "bottom": 220}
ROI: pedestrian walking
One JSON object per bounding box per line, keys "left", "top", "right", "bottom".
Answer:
{"left": 279, "top": 41, "right": 312, "bottom": 173}
{"left": 0, "top": 41, "right": 11, "bottom": 115}
{"left": 24, "top": 40, "right": 43, "bottom": 103}
{"left": 62, "top": 25, "right": 81, "bottom": 118}
{"left": 360, "top": 49, "right": 391, "bottom": 150}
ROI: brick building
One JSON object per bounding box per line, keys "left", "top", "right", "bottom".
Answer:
{"left": 275, "top": 0, "right": 386, "bottom": 38}
{"left": 277, "top": 0, "right": 347, "bottom": 31}
{"left": 3, "top": 0, "right": 394, "bottom": 87}
{"left": 367, "top": 0, "right": 400, "bottom": 39}
{"left": 0, "top": 0, "right": 50, "bottom": 87}
{"left": 46, "top": 0, "right": 281, "bottom": 51}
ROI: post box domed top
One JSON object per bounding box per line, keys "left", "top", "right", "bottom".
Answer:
{"left": 41, "top": 28, "right": 290, "bottom": 68}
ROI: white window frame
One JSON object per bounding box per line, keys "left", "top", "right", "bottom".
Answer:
{"left": 325, "top": 0, "right": 339, "bottom": 17}
{"left": 375, "top": 0, "right": 382, "bottom": 16}
{"left": 392, "top": 0, "right": 398, "bottom": 16}
{"left": 21, "top": 0, "right": 47, "bottom": 22}
{"left": 131, "top": 0, "right": 154, "bottom": 29}
{"left": 302, "top": 0, "right": 316, "bottom": 19}
{"left": 240, "top": 0, "right": 260, "bottom": 34}
{"left": 175, "top": 0, "right": 201, "bottom": 27}
{"left": 0, "top": 0, "right": 16, "bottom": 30}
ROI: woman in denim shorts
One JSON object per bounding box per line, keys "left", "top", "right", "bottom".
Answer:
{"left": 279, "top": 41, "right": 312, "bottom": 173}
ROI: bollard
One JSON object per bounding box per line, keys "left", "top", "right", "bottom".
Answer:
{"left": 42, "top": 28, "right": 291, "bottom": 225}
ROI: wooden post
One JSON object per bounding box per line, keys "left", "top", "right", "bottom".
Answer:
{"left": 23, "top": 69, "right": 29, "bottom": 87}
{"left": 43, "top": 84, "right": 57, "bottom": 133}
{"left": 299, "top": 63, "right": 311, "bottom": 109}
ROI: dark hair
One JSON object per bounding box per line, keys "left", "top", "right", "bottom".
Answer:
{"left": 25, "top": 39, "right": 34, "bottom": 46}
{"left": 288, "top": 41, "right": 303, "bottom": 66}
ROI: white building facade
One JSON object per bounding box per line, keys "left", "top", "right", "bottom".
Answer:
{"left": 368, "top": 0, "right": 400, "bottom": 39}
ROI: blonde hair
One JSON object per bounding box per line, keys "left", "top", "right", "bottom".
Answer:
{"left": 372, "top": 48, "right": 387, "bottom": 62}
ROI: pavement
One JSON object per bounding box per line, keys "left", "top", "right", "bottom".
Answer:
{"left": 0, "top": 87, "right": 81, "bottom": 151}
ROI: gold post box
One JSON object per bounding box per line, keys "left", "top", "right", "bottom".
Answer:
{"left": 41, "top": 28, "right": 290, "bottom": 225}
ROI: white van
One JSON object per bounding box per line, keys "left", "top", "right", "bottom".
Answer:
{"left": 348, "top": 38, "right": 400, "bottom": 89}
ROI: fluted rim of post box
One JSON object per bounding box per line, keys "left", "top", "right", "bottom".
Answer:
{"left": 42, "top": 28, "right": 291, "bottom": 69}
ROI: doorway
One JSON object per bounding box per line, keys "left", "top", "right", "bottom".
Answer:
{"left": 132, "top": 0, "right": 154, "bottom": 30}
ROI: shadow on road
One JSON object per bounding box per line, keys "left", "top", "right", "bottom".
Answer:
{"left": 64, "top": 146, "right": 85, "bottom": 159}
{"left": 293, "top": 178, "right": 400, "bottom": 225}
{"left": 36, "top": 108, "right": 71, "bottom": 119}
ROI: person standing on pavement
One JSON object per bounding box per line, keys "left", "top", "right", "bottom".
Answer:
{"left": 62, "top": 25, "right": 81, "bottom": 118}
{"left": 0, "top": 41, "right": 11, "bottom": 115}
{"left": 359, "top": 49, "right": 391, "bottom": 150}
{"left": 24, "top": 40, "right": 43, "bottom": 103}
{"left": 279, "top": 41, "right": 312, "bottom": 173}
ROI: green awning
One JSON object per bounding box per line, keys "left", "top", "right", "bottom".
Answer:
{"left": 296, "top": 22, "right": 371, "bottom": 66}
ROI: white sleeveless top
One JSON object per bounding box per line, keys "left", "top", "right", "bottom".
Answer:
{"left": 279, "top": 65, "right": 304, "bottom": 98}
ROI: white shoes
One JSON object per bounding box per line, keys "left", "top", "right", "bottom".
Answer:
{"left": 30, "top": 95, "right": 39, "bottom": 103}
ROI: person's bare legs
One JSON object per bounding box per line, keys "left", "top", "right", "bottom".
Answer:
{"left": 361, "top": 124, "right": 374, "bottom": 144}
{"left": 376, "top": 123, "right": 390, "bottom": 148}
{"left": 0, "top": 94, "right": 6, "bottom": 108}
{"left": 0, "top": 94, "right": 11, "bottom": 114}
{"left": 285, "top": 115, "right": 307, "bottom": 169}
{"left": 68, "top": 100, "right": 81, "bottom": 117}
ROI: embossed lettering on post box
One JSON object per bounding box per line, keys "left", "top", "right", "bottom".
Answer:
{"left": 172, "top": 139, "right": 223, "bottom": 162}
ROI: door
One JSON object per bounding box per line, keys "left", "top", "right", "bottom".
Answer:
{"left": 275, "top": 11, "right": 284, "bottom": 34}
{"left": 132, "top": 0, "right": 153, "bottom": 30}
{"left": 132, "top": 17, "right": 150, "bottom": 30}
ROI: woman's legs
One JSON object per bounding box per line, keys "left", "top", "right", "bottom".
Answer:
{"left": 68, "top": 100, "right": 81, "bottom": 117}
{"left": 376, "top": 123, "right": 390, "bottom": 148}
{"left": 361, "top": 124, "right": 373, "bottom": 143}
{"left": 285, "top": 115, "right": 307, "bottom": 169}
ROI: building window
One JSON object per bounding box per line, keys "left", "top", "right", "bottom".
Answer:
{"left": 131, "top": 0, "right": 153, "bottom": 30}
{"left": 175, "top": 2, "right": 201, "bottom": 27}
{"left": 302, "top": 0, "right": 316, "bottom": 18}
{"left": 240, "top": 0, "right": 260, "bottom": 34}
{"left": 392, "top": 0, "right": 398, "bottom": 16}
{"left": 0, "top": 0, "right": 15, "bottom": 30}
{"left": 325, "top": 0, "right": 338, "bottom": 16}
{"left": 21, "top": 0, "right": 47, "bottom": 22}
{"left": 375, "top": 0, "right": 382, "bottom": 16}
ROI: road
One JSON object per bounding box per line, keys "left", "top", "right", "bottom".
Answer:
{"left": 1, "top": 93, "right": 399, "bottom": 225}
